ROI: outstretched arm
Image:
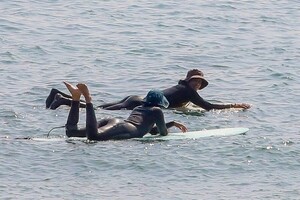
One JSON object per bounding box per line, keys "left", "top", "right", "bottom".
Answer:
{"left": 190, "top": 91, "right": 251, "bottom": 110}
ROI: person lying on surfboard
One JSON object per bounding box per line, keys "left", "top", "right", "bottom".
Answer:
{"left": 46, "top": 69, "right": 250, "bottom": 111}
{"left": 62, "top": 82, "right": 187, "bottom": 140}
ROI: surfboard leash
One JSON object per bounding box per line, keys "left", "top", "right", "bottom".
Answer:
{"left": 47, "top": 125, "right": 65, "bottom": 138}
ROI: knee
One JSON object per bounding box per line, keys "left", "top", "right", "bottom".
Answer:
{"left": 65, "top": 125, "right": 78, "bottom": 137}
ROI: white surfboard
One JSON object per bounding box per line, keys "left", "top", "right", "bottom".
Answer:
{"left": 26, "top": 127, "right": 248, "bottom": 142}
{"left": 31, "top": 137, "right": 68, "bottom": 142}
{"left": 174, "top": 103, "right": 244, "bottom": 115}
{"left": 136, "top": 127, "right": 249, "bottom": 141}
{"left": 31, "top": 137, "right": 86, "bottom": 142}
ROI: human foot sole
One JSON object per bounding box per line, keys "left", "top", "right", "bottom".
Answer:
{"left": 63, "top": 82, "right": 81, "bottom": 100}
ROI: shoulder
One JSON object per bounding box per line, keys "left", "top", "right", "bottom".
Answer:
{"left": 176, "top": 81, "right": 197, "bottom": 95}
{"left": 135, "top": 106, "right": 162, "bottom": 113}
{"left": 163, "top": 82, "right": 187, "bottom": 94}
{"left": 152, "top": 106, "right": 163, "bottom": 112}
{"left": 149, "top": 106, "right": 164, "bottom": 116}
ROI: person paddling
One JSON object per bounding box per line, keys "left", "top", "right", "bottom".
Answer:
{"left": 46, "top": 69, "right": 250, "bottom": 111}
{"left": 63, "top": 82, "right": 187, "bottom": 140}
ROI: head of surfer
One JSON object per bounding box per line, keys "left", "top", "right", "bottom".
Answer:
{"left": 142, "top": 90, "right": 169, "bottom": 108}
{"left": 184, "top": 69, "right": 208, "bottom": 91}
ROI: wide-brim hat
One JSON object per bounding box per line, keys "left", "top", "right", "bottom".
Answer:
{"left": 142, "top": 90, "right": 169, "bottom": 108}
{"left": 184, "top": 69, "right": 208, "bottom": 90}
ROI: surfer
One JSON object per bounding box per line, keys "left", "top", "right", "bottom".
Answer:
{"left": 46, "top": 69, "right": 250, "bottom": 111}
{"left": 63, "top": 82, "right": 187, "bottom": 140}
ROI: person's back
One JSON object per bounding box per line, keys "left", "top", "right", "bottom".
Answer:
{"left": 163, "top": 80, "right": 217, "bottom": 110}
{"left": 162, "top": 81, "right": 194, "bottom": 108}
{"left": 125, "top": 105, "right": 167, "bottom": 137}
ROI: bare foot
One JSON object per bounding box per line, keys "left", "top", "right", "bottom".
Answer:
{"left": 77, "top": 83, "right": 92, "bottom": 103}
{"left": 63, "top": 81, "right": 81, "bottom": 101}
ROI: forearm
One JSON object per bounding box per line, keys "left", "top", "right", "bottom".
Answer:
{"left": 149, "top": 121, "right": 175, "bottom": 135}
{"left": 166, "top": 121, "right": 176, "bottom": 129}
{"left": 210, "top": 103, "right": 232, "bottom": 110}
{"left": 212, "top": 103, "right": 250, "bottom": 109}
{"left": 193, "top": 97, "right": 235, "bottom": 110}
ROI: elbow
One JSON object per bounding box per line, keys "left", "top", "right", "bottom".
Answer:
{"left": 160, "top": 129, "right": 168, "bottom": 136}
{"left": 204, "top": 107, "right": 212, "bottom": 111}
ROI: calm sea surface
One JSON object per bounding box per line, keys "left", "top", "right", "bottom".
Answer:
{"left": 1, "top": 1, "right": 299, "bottom": 199}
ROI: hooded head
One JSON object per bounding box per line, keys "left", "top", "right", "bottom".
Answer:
{"left": 142, "top": 90, "right": 169, "bottom": 108}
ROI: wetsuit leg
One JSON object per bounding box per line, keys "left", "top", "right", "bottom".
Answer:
{"left": 65, "top": 101, "right": 86, "bottom": 137}
{"left": 97, "top": 95, "right": 143, "bottom": 110}
{"left": 50, "top": 95, "right": 86, "bottom": 110}
{"left": 86, "top": 116, "right": 137, "bottom": 141}
{"left": 99, "top": 121, "right": 139, "bottom": 140}
{"left": 94, "top": 123, "right": 137, "bottom": 140}
{"left": 85, "top": 102, "right": 99, "bottom": 140}
{"left": 46, "top": 88, "right": 86, "bottom": 109}
{"left": 46, "top": 88, "right": 72, "bottom": 108}
{"left": 97, "top": 96, "right": 132, "bottom": 109}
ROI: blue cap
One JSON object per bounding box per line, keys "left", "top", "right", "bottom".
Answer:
{"left": 143, "top": 90, "right": 169, "bottom": 108}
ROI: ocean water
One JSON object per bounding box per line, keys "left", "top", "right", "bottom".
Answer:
{"left": 1, "top": 0, "right": 299, "bottom": 199}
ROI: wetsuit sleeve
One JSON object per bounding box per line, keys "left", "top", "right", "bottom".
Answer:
{"left": 149, "top": 121, "right": 175, "bottom": 135}
{"left": 153, "top": 109, "right": 168, "bottom": 136}
{"left": 65, "top": 101, "right": 87, "bottom": 137}
{"left": 189, "top": 91, "right": 231, "bottom": 111}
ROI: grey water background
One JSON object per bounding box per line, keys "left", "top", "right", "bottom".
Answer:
{"left": 1, "top": 0, "right": 299, "bottom": 199}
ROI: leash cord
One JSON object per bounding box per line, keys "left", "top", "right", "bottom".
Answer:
{"left": 47, "top": 125, "right": 65, "bottom": 138}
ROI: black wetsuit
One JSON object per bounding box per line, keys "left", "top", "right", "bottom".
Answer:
{"left": 162, "top": 80, "right": 231, "bottom": 110}
{"left": 98, "top": 80, "right": 231, "bottom": 110}
{"left": 47, "top": 80, "right": 231, "bottom": 110}
{"left": 65, "top": 101, "right": 175, "bottom": 141}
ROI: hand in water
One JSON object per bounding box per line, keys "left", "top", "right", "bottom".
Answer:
{"left": 232, "top": 103, "right": 251, "bottom": 109}
{"left": 174, "top": 122, "right": 188, "bottom": 133}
